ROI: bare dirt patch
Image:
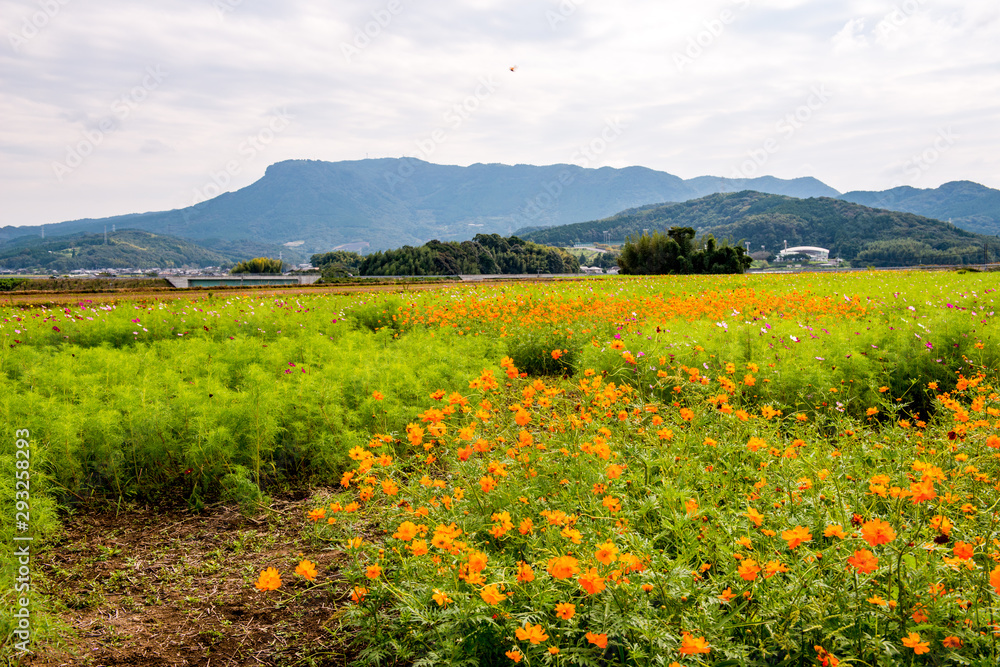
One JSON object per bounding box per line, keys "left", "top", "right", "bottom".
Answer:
{"left": 16, "top": 494, "right": 356, "bottom": 666}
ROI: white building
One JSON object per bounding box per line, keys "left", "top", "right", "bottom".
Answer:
{"left": 777, "top": 246, "right": 829, "bottom": 261}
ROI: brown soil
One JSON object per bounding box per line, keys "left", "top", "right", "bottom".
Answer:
{"left": 14, "top": 493, "right": 357, "bottom": 666}
{"left": 2, "top": 276, "right": 588, "bottom": 306}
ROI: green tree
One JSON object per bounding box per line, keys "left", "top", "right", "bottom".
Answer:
{"left": 230, "top": 257, "right": 284, "bottom": 274}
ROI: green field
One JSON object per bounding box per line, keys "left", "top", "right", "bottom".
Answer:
{"left": 2, "top": 271, "right": 999, "bottom": 664}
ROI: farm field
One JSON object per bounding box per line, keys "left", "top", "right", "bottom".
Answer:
{"left": 2, "top": 270, "right": 1000, "bottom": 666}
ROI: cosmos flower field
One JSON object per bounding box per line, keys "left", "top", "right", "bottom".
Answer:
{"left": 2, "top": 270, "right": 999, "bottom": 664}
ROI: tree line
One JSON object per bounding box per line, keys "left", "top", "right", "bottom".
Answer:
{"left": 312, "top": 235, "right": 580, "bottom": 277}
{"left": 617, "top": 227, "right": 752, "bottom": 275}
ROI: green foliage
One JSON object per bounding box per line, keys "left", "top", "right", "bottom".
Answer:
{"left": 230, "top": 257, "right": 284, "bottom": 274}
{"left": 618, "top": 228, "right": 752, "bottom": 275}
{"left": 311, "top": 250, "right": 363, "bottom": 279}
{"left": 0, "top": 278, "right": 28, "bottom": 291}
{"left": 357, "top": 235, "right": 580, "bottom": 276}
{"left": 507, "top": 328, "right": 580, "bottom": 376}
{"left": 348, "top": 296, "right": 411, "bottom": 333}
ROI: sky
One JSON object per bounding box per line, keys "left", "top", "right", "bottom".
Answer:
{"left": 2, "top": 0, "right": 999, "bottom": 228}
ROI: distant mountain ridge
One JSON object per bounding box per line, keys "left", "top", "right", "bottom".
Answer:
{"left": 0, "top": 159, "right": 842, "bottom": 255}
{"left": 519, "top": 191, "right": 996, "bottom": 267}
{"left": 838, "top": 181, "right": 1000, "bottom": 236}
{"left": 1, "top": 159, "right": 997, "bottom": 257}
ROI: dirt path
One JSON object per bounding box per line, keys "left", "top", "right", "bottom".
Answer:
{"left": 16, "top": 494, "right": 355, "bottom": 666}
{"left": 2, "top": 282, "right": 461, "bottom": 306}
{"left": 2, "top": 276, "right": 591, "bottom": 306}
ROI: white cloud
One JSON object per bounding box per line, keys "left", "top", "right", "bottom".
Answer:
{"left": 831, "top": 18, "right": 868, "bottom": 53}
{"left": 1, "top": 0, "right": 999, "bottom": 228}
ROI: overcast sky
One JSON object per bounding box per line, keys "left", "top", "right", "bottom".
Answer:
{"left": 2, "top": 0, "right": 998, "bottom": 228}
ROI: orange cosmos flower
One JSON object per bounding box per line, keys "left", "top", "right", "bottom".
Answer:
{"left": 595, "top": 541, "right": 619, "bottom": 565}
{"left": 468, "top": 551, "right": 488, "bottom": 573}
{"left": 847, "top": 549, "right": 879, "bottom": 574}
{"left": 505, "top": 649, "right": 523, "bottom": 662}
{"left": 824, "top": 524, "right": 846, "bottom": 539}
{"left": 254, "top": 567, "right": 282, "bottom": 591}
{"left": 781, "top": 525, "right": 812, "bottom": 550}
{"left": 953, "top": 542, "right": 974, "bottom": 560}
{"left": 372, "top": 390, "right": 384, "bottom": 400}
{"left": 902, "top": 632, "right": 930, "bottom": 655}
{"left": 942, "top": 636, "right": 962, "bottom": 649}
{"left": 393, "top": 521, "right": 418, "bottom": 541}
{"left": 350, "top": 586, "right": 367, "bottom": 603}
{"left": 295, "top": 559, "right": 318, "bottom": 581}
{"left": 432, "top": 589, "right": 452, "bottom": 606}
{"left": 554, "top": 602, "right": 575, "bottom": 620}
{"left": 515, "top": 623, "right": 549, "bottom": 644}
{"left": 579, "top": 567, "right": 606, "bottom": 594}
{"left": 307, "top": 508, "right": 326, "bottom": 522}
{"left": 909, "top": 479, "right": 936, "bottom": 504}
{"left": 764, "top": 560, "right": 788, "bottom": 578}
{"left": 585, "top": 632, "right": 608, "bottom": 648}
{"left": 409, "top": 540, "right": 428, "bottom": 556}
{"left": 860, "top": 518, "right": 896, "bottom": 547}
{"left": 479, "top": 475, "right": 496, "bottom": 493}
{"left": 366, "top": 564, "right": 382, "bottom": 579}
{"left": 738, "top": 559, "right": 761, "bottom": 581}
{"left": 480, "top": 584, "right": 507, "bottom": 605}
{"left": 516, "top": 561, "right": 535, "bottom": 583}
{"left": 679, "top": 632, "right": 710, "bottom": 655}
{"left": 990, "top": 565, "right": 1000, "bottom": 595}
{"left": 745, "top": 507, "right": 764, "bottom": 527}
{"left": 679, "top": 408, "right": 694, "bottom": 421}
{"left": 548, "top": 555, "right": 580, "bottom": 579}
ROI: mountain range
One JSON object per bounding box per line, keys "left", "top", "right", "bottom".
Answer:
{"left": 1, "top": 159, "right": 998, "bottom": 264}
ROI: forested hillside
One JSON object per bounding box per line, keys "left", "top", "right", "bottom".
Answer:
{"left": 520, "top": 192, "right": 994, "bottom": 266}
